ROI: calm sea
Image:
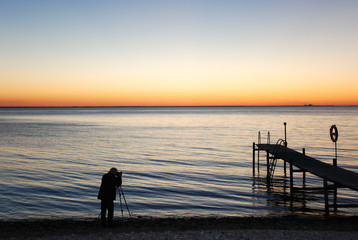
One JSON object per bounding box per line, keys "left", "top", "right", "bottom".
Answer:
{"left": 0, "top": 106, "right": 358, "bottom": 220}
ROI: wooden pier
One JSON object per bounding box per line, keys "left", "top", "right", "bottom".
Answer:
{"left": 252, "top": 141, "right": 358, "bottom": 216}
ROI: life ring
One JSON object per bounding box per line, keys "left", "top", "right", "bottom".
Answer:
{"left": 330, "top": 125, "right": 338, "bottom": 142}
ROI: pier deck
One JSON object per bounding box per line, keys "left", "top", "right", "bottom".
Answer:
{"left": 257, "top": 144, "right": 358, "bottom": 191}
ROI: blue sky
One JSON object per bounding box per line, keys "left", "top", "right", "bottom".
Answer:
{"left": 1, "top": 0, "right": 357, "bottom": 106}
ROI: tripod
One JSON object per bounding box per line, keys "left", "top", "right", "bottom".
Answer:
{"left": 117, "top": 186, "right": 131, "bottom": 226}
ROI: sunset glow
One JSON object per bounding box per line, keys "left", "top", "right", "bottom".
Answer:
{"left": 1, "top": 0, "right": 358, "bottom": 107}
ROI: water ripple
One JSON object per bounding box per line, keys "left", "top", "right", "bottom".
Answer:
{"left": 1, "top": 107, "right": 358, "bottom": 219}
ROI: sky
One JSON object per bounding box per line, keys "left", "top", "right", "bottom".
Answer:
{"left": 1, "top": 0, "right": 357, "bottom": 106}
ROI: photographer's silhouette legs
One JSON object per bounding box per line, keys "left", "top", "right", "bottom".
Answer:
{"left": 101, "top": 199, "right": 114, "bottom": 227}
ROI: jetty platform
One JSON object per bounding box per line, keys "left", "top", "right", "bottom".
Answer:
{"left": 252, "top": 141, "right": 358, "bottom": 216}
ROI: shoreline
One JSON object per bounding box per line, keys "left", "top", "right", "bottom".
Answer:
{"left": 1, "top": 215, "right": 358, "bottom": 239}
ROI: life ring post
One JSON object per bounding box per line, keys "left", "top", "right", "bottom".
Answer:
{"left": 330, "top": 125, "right": 338, "bottom": 166}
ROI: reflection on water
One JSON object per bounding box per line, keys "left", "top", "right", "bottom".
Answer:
{"left": 252, "top": 162, "right": 358, "bottom": 216}
{"left": 252, "top": 176, "right": 324, "bottom": 216}
{"left": 0, "top": 106, "right": 358, "bottom": 220}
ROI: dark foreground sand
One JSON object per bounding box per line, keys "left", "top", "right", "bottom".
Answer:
{"left": 1, "top": 216, "right": 358, "bottom": 239}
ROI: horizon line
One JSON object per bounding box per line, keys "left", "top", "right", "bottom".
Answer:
{"left": 1, "top": 104, "right": 358, "bottom": 108}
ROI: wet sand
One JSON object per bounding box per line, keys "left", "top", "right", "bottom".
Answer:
{"left": 1, "top": 216, "right": 358, "bottom": 239}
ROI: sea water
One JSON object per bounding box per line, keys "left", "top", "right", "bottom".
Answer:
{"left": 0, "top": 106, "right": 358, "bottom": 220}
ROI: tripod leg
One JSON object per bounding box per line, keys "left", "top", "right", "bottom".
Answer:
{"left": 118, "top": 188, "right": 124, "bottom": 227}
{"left": 120, "top": 186, "right": 132, "bottom": 218}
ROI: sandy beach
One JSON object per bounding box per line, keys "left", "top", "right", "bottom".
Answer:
{"left": 1, "top": 216, "right": 358, "bottom": 239}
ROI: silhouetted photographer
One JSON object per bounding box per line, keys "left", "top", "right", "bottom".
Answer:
{"left": 98, "top": 167, "right": 122, "bottom": 227}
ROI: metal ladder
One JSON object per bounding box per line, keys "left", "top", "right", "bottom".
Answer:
{"left": 268, "top": 139, "right": 286, "bottom": 181}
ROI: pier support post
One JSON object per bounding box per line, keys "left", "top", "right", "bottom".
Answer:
{"left": 302, "top": 148, "right": 306, "bottom": 188}
{"left": 266, "top": 149, "right": 270, "bottom": 187}
{"left": 333, "top": 184, "right": 338, "bottom": 212}
{"left": 257, "top": 146, "right": 260, "bottom": 172}
{"left": 289, "top": 159, "right": 294, "bottom": 199}
{"left": 324, "top": 177, "right": 329, "bottom": 217}
{"left": 252, "top": 142, "right": 256, "bottom": 176}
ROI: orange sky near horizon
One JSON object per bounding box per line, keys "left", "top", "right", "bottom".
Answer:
{"left": 2, "top": 80, "right": 357, "bottom": 107}
{"left": 1, "top": 1, "right": 357, "bottom": 107}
